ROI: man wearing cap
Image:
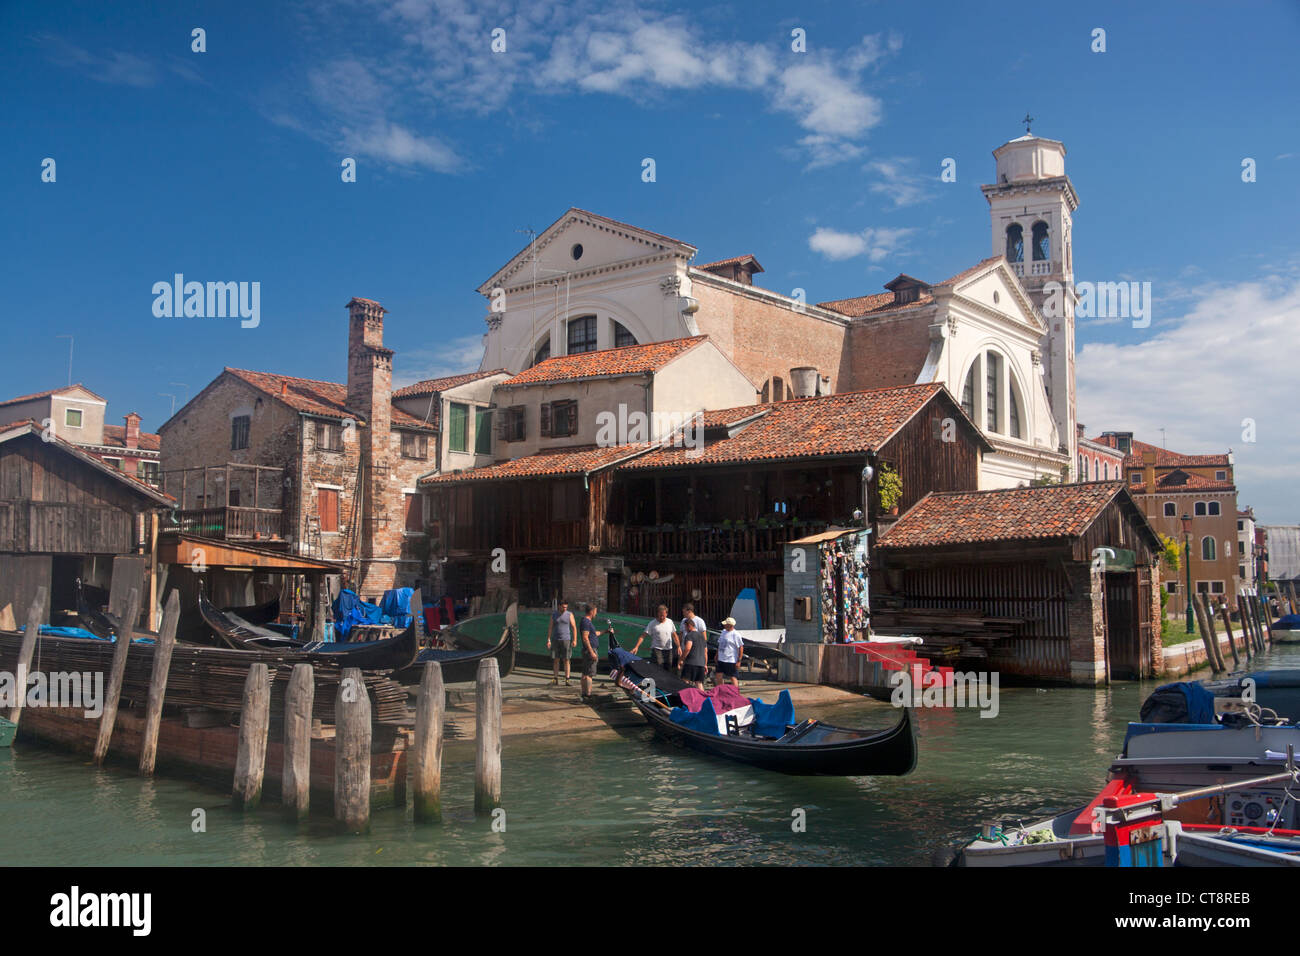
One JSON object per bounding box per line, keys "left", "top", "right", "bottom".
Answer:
{"left": 715, "top": 617, "right": 744, "bottom": 686}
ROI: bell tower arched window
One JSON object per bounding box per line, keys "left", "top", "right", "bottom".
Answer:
{"left": 1032, "top": 221, "right": 1050, "bottom": 262}
{"left": 1005, "top": 224, "right": 1024, "bottom": 263}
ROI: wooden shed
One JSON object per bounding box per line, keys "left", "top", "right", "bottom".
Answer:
{"left": 0, "top": 420, "right": 172, "bottom": 627}
{"left": 873, "top": 481, "right": 1163, "bottom": 685}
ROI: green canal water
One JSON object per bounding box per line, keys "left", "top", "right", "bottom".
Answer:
{"left": 3, "top": 643, "right": 1296, "bottom": 866}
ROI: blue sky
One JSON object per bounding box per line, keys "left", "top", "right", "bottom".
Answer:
{"left": 3, "top": 0, "right": 1299, "bottom": 519}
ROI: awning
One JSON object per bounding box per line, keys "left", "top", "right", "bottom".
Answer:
{"left": 158, "top": 533, "right": 347, "bottom": 572}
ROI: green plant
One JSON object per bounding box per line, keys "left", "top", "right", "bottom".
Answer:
{"left": 877, "top": 464, "right": 902, "bottom": 513}
{"left": 1159, "top": 533, "right": 1180, "bottom": 573}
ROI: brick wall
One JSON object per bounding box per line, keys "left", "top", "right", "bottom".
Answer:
{"left": 561, "top": 554, "right": 623, "bottom": 613}
{"left": 691, "top": 280, "right": 847, "bottom": 398}
{"left": 845, "top": 312, "right": 935, "bottom": 391}
{"left": 1066, "top": 562, "right": 1106, "bottom": 686}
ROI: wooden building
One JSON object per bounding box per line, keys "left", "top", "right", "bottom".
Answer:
{"left": 422, "top": 382, "right": 990, "bottom": 625}
{"left": 873, "top": 481, "right": 1163, "bottom": 686}
{"left": 0, "top": 419, "right": 171, "bottom": 627}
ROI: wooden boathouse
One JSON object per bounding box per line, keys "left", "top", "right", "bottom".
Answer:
{"left": 0, "top": 419, "right": 171, "bottom": 628}
{"left": 871, "top": 481, "right": 1164, "bottom": 685}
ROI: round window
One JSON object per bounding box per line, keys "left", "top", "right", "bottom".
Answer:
{"left": 571, "top": 243, "right": 584, "bottom": 261}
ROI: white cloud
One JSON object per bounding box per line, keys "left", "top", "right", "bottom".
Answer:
{"left": 865, "top": 158, "right": 933, "bottom": 208}
{"left": 268, "top": 2, "right": 897, "bottom": 172}
{"left": 394, "top": 335, "right": 486, "bottom": 388}
{"left": 809, "top": 226, "right": 914, "bottom": 262}
{"left": 1077, "top": 275, "right": 1300, "bottom": 522}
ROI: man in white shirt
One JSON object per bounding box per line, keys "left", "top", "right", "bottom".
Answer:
{"left": 631, "top": 604, "right": 678, "bottom": 669}
{"left": 681, "top": 602, "right": 707, "bottom": 657}
{"left": 715, "top": 617, "right": 744, "bottom": 686}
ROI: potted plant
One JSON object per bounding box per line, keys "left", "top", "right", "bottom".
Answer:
{"left": 877, "top": 463, "right": 902, "bottom": 516}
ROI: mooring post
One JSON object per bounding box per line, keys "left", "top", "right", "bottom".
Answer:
{"left": 413, "top": 661, "right": 445, "bottom": 823}
{"left": 232, "top": 662, "right": 271, "bottom": 810}
{"left": 1257, "top": 595, "right": 1274, "bottom": 645}
{"left": 1235, "top": 596, "right": 1255, "bottom": 660}
{"left": 1217, "top": 600, "right": 1240, "bottom": 668}
{"left": 139, "top": 590, "right": 181, "bottom": 775}
{"left": 475, "top": 657, "right": 502, "bottom": 814}
{"left": 1191, "top": 593, "right": 1219, "bottom": 672}
{"left": 8, "top": 587, "right": 48, "bottom": 727}
{"left": 283, "top": 663, "right": 314, "bottom": 821}
{"left": 1197, "top": 592, "right": 1225, "bottom": 672}
{"left": 93, "top": 588, "right": 139, "bottom": 765}
{"left": 334, "top": 667, "right": 371, "bottom": 833}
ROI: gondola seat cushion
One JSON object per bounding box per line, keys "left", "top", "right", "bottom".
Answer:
{"left": 749, "top": 690, "right": 796, "bottom": 739}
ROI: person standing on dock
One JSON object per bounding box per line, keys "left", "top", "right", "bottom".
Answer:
{"left": 681, "top": 603, "right": 707, "bottom": 669}
{"left": 547, "top": 600, "right": 577, "bottom": 686}
{"left": 579, "top": 604, "right": 604, "bottom": 700}
{"left": 632, "top": 605, "right": 678, "bottom": 669}
{"left": 678, "top": 616, "right": 708, "bottom": 690}
{"left": 715, "top": 618, "right": 744, "bottom": 686}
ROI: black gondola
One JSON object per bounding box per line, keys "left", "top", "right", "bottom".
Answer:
{"left": 197, "top": 589, "right": 421, "bottom": 671}
{"left": 221, "top": 594, "right": 281, "bottom": 627}
{"left": 607, "top": 631, "right": 916, "bottom": 776}
{"left": 393, "top": 626, "right": 518, "bottom": 685}
{"left": 74, "top": 577, "right": 159, "bottom": 642}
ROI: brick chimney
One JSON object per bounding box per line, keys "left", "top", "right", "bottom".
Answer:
{"left": 345, "top": 297, "right": 394, "bottom": 591}
{"left": 123, "top": 412, "right": 141, "bottom": 450}
{"left": 1142, "top": 446, "right": 1156, "bottom": 491}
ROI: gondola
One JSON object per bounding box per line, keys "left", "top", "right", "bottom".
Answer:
{"left": 74, "top": 578, "right": 159, "bottom": 642}
{"left": 393, "top": 625, "right": 518, "bottom": 685}
{"left": 221, "top": 594, "right": 280, "bottom": 627}
{"left": 606, "top": 631, "right": 916, "bottom": 776}
{"left": 197, "top": 590, "right": 420, "bottom": 670}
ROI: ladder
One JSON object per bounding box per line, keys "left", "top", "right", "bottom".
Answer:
{"left": 304, "top": 515, "right": 323, "bottom": 559}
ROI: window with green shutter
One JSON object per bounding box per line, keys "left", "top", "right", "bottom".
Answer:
{"left": 449, "top": 403, "right": 468, "bottom": 452}
{"left": 475, "top": 409, "right": 492, "bottom": 454}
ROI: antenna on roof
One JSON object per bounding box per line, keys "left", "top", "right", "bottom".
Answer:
{"left": 159, "top": 393, "right": 176, "bottom": 416}
{"left": 56, "top": 334, "right": 73, "bottom": 386}
{"left": 1159, "top": 426, "right": 1167, "bottom": 449}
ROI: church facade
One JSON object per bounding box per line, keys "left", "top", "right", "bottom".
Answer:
{"left": 476, "top": 133, "right": 1081, "bottom": 488}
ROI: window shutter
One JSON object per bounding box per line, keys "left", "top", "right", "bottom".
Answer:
{"left": 540, "top": 402, "right": 551, "bottom": 437}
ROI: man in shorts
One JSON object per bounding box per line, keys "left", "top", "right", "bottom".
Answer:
{"left": 578, "top": 603, "right": 604, "bottom": 700}
{"left": 715, "top": 617, "right": 744, "bottom": 686}
{"left": 680, "top": 602, "right": 706, "bottom": 670}
{"left": 631, "top": 604, "right": 678, "bottom": 669}
{"left": 547, "top": 599, "right": 577, "bottom": 686}
{"left": 677, "top": 616, "right": 708, "bottom": 690}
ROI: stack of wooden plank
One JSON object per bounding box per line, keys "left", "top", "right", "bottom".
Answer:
{"left": 0, "top": 630, "right": 411, "bottom": 724}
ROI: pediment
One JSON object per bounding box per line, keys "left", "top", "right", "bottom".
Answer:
{"left": 476, "top": 208, "right": 696, "bottom": 295}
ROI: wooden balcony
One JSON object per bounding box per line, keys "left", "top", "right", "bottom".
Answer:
{"left": 174, "top": 506, "right": 287, "bottom": 542}
{"left": 621, "top": 521, "right": 830, "bottom": 563}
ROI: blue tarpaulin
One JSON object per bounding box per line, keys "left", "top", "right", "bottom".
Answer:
{"left": 669, "top": 697, "right": 725, "bottom": 735}
{"left": 379, "top": 588, "right": 415, "bottom": 629}
{"left": 332, "top": 589, "right": 383, "bottom": 639}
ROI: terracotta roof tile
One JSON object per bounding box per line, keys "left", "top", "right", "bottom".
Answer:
{"left": 878, "top": 481, "right": 1129, "bottom": 548}
{"left": 1091, "top": 435, "right": 1231, "bottom": 469}
{"left": 420, "top": 443, "right": 655, "bottom": 485}
{"left": 393, "top": 369, "right": 507, "bottom": 399}
{"left": 695, "top": 254, "right": 764, "bottom": 272}
{"left": 1129, "top": 469, "right": 1235, "bottom": 493}
{"left": 620, "top": 383, "right": 967, "bottom": 471}
{"left": 816, "top": 291, "right": 935, "bottom": 318}
{"left": 500, "top": 337, "right": 708, "bottom": 387}
{"left": 100, "top": 424, "right": 162, "bottom": 452}
{"left": 0, "top": 383, "right": 105, "bottom": 407}
{"left": 224, "top": 368, "right": 436, "bottom": 432}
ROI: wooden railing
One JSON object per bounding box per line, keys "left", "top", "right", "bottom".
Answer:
{"left": 620, "top": 522, "right": 829, "bottom": 562}
{"left": 175, "top": 506, "right": 286, "bottom": 541}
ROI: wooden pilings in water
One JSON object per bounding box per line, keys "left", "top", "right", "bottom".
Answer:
{"left": 1217, "top": 600, "right": 1240, "bottom": 668}
{"left": 1198, "top": 592, "right": 1225, "bottom": 672}
{"left": 233, "top": 662, "right": 271, "bottom": 810}
{"left": 334, "top": 667, "right": 372, "bottom": 833}
{"left": 1257, "top": 595, "right": 1274, "bottom": 645}
{"left": 93, "top": 588, "right": 139, "bottom": 766}
{"left": 412, "top": 662, "right": 444, "bottom": 823}
{"left": 139, "top": 591, "right": 181, "bottom": 776}
{"left": 282, "top": 663, "right": 314, "bottom": 821}
{"left": 7, "top": 586, "right": 47, "bottom": 727}
{"left": 1192, "top": 593, "right": 1223, "bottom": 672}
{"left": 475, "top": 658, "right": 502, "bottom": 814}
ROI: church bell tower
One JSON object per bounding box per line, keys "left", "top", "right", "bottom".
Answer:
{"left": 981, "top": 127, "right": 1080, "bottom": 474}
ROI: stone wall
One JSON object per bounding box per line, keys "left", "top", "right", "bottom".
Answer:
{"left": 1067, "top": 562, "right": 1106, "bottom": 686}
